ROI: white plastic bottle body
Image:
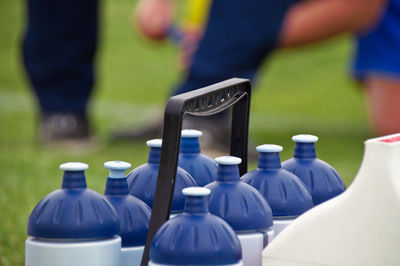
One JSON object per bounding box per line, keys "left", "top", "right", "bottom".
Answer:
{"left": 238, "top": 228, "right": 274, "bottom": 266}
{"left": 272, "top": 218, "right": 294, "bottom": 236}
{"left": 25, "top": 236, "right": 121, "bottom": 266}
{"left": 121, "top": 246, "right": 144, "bottom": 266}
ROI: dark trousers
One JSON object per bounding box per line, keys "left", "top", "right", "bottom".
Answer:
{"left": 23, "top": 0, "right": 98, "bottom": 114}
{"left": 174, "top": 0, "right": 297, "bottom": 95}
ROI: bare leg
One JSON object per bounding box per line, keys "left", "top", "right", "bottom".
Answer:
{"left": 365, "top": 75, "right": 400, "bottom": 136}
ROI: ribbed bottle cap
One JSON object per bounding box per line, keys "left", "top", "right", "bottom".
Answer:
{"left": 59, "top": 162, "right": 88, "bottom": 171}
{"left": 181, "top": 129, "right": 203, "bottom": 138}
{"left": 150, "top": 187, "right": 242, "bottom": 265}
{"left": 256, "top": 144, "right": 283, "bottom": 153}
{"left": 283, "top": 134, "right": 346, "bottom": 205}
{"left": 146, "top": 139, "right": 162, "bottom": 148}
{"left": 292, "top": 134, "right": 318, "bottom": 143}
{"left": 241, "top": 168, "right": 314, "bottom": 217}
{"left": 215, "top": 156, "right": 242, "bottom": 165}
{"left": 27, "top": 162, "right": 119, "bottom": 239}
{"left": 104, "top": 161, "right": 132, "bottom": 179}
{"left": 127, "top": 163, "right": 197, "bottom": 212}
{"left": 182, "top": 187, "right": 211, "bottom": 197}
{"left": 206, "top": 157, "right": 273, "bottom": 231}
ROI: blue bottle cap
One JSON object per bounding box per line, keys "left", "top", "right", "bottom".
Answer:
{"left": 127, "top": 139, "right": 198, "bottom": 212}
{"left": 27, "top": 162, "right": 119, "bottom": 239}
{"left": 242, "top": 145, "right": 313, "bottom": 217}
{"left": 179, "top": 129, "right": 218, "bottom": 186}
{"left": 206, "top": 156, "right": 273, "bottom": 231}
{"left": 104, "top": 161, "right": 151, "bottom": 247}
{"left": 150, "top": 187, "right": 242, "bottom": 265}
{"left": 283, "top": 135, "right": 346, "bottom": 205}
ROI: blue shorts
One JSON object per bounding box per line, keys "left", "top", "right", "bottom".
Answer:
{"left": 352, "top": 0, "right": 400, "bottom": 80}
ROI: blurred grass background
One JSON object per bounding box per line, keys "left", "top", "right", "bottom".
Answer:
{"left": 0, "top": 0, "right": 371, "bottom": 265}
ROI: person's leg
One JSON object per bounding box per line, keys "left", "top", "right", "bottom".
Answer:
{"left": 174, "top": 0, "right": 298, "bottom": 95}
{"left": 23, "top": 0, "right": 99, "bottom": 141}
{"left": 172, "top": 0, "right": 297, "bottom": 154}
{"left": 365, "top": 75, "right": 400, "bottom": 136}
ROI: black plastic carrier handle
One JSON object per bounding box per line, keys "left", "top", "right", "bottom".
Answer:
{"left": 141, "top": 78, "right": 252, "bottom": 265}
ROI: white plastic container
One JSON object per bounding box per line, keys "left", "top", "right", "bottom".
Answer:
{"left": 263, "top": 134, "right": 400, "bottom": 266}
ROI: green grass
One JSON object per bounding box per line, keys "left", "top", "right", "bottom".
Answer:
{"left": 0, "top": 0, "right": 371, "bottom": 265}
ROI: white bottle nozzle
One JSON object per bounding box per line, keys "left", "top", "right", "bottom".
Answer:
{"left": 59, "top": 162, "right": 89, "bottom": 171}
{"left": 182, "top": 187, "right": 211, "bottom": 197}
{"left": 181, "top": 129, "right": 203, "bottom": 138}
{"left": 215, "top": 156, "right": 242, "bottom": 165}
{"left": 104, "top": 161, "right": 131, "bottom": 179}
{"left": 292, "top": 134, "right": 318, "bottom": 143}
{"left": 256, "top": 144, "right": 283, "bottom": 153}
{"left": 146, "top": 139, "right": 162, "bottom": 148}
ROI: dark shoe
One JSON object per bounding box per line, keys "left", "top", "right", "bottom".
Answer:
{"left": 39, "top": 112, "right": 91, "bottom": 143}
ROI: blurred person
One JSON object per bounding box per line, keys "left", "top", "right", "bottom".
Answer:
{"left": 353, "top": 1, "right": 400, "bottom": 136}
{"left": 24, "top": 0, "right": 397, "bottom": 146}
{"left": 120, "top": 0, "right": 397, "bottom": 146}
{"left": 22, "top": 0, "right": 208, "bottom": 144}
{"left": 23, "top": 0, "right": 99, "bottom": 143}
{"left": 116, "top": 0, "right": 298, "bottom": 150}
{"left": 278, "top": 0, "right": 398, "bottom": 136}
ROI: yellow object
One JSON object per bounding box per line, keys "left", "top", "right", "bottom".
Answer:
{"left": 184, "top": 0, "right": 211, "bottom": 30}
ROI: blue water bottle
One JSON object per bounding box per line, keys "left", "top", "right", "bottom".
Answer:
{"left": 178, "top": 129, "right": 218, "bottom": 186}
{"left": 127, "top": 139, "right": 198, "bottom": 213}
{"left": 282, "top": 134, "right": 346, "bottom": 205}
{"left": 26, "top": 162, "right": 121, "bottom": 266}
{"left": 103, "top": 161, "right": 151, "bottom": 266}
{"left": 205, "top": 156, "right": 274, "bottom": 266}
{"left": 149, "top": 187, "right": 243, "bottom": 266}
{"left": 241, "top": 144, "right": 313, "bottom": 235}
